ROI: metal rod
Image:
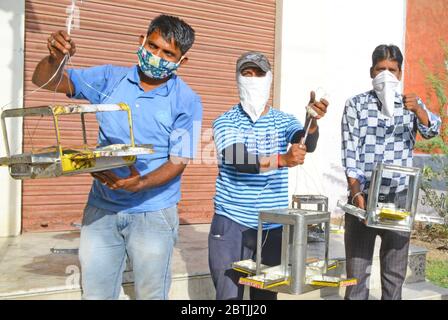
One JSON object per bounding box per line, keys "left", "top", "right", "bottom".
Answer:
{"left": 256, "top": 219, "right": 263, "bottom": 274}
{"left": 324, "top": 221, "right": 330, "bottom": 273}
{"left": 53, "top": 115, "right": 63, "bottom": 157}
{"left": 289, "top": 214, "right": 306, "bottom": 294}
{"left": 282, "top": 224, "right": 290, "bottom": 277}
{"left": 410, "top": 171, "right": 422, "bottom": 227}
{"left": 81, "top": 113, "right": 87, "bottom": 146}
{"left": 301, "top": 117, "right": 313, "bottom": 145}
{"left": 1, "top": 115, "right": 10, "bottom": 157}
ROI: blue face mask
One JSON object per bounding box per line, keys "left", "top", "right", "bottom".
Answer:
{"left": 137, "top": 37, "right": 184, "bottom": 80}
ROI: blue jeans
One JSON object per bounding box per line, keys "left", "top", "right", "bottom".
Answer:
{"left": 79, "top": 205, "right": 179, "bottom": 300}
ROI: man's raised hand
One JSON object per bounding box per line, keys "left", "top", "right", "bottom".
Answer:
{"left": 47, "top": 30, "right": 76, "bottom": 61}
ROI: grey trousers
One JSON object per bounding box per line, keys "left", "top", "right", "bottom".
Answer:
{"left": 344, "top": 213, "right": 411, "bottom": 300}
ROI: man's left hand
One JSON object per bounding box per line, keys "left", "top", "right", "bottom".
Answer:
{"left": 91, "top": 166, "right": 142, "bottom": 193}
{"left": 403, "top": 93, "right": 420, "bottom": 113}
{"left": 307, "top": 91, "right": 329, "bottom": 120}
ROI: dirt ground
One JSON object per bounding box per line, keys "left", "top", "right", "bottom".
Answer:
{"left": 411, "top": 226, "right": 448, "bottom": 261}
{"left": 411, "top": 238, "right": 448, "bottom": 261}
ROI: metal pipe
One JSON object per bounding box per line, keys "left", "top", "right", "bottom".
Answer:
{"left": 256, "top": 219, "right": 263, "bottom": 274}
{"left": 282, "top": 224, "right": 290, "bottom": 278}
{"left": 324, "top": 221, "right": 330, "bottom": 273}
{"left": 410, "top": 171, "right": 422, "bottom": 227}
{"left": 81, "top": 113, "right": 87, "bottom": 146}
{"left": 291, "top": 214, "right": 307, "bottom": 294}
{"left": 301, "top": 117, "right": 313, "bottom": 145}
{"left": 1, "top": 114, "right": 10, "bottom": 157}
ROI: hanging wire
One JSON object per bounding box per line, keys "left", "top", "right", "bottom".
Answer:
{"left": 293, "top": 88, "right": 329, "bottom": 196}
{"left": 2, "top": 0, "right": 83, "bottom": 155}
{"left": 255, "top": 178, "right": 274, "bottom": 249}
{"left": 0, "top": 54, "right": 69, "bottom": 113}
{"left": 66, "top": 54, "right": 112, "bottom": 100}
{"left": 7, "top": 55, "right": 69, "bottom": 155}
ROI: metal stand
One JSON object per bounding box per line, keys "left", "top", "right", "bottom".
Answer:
{"left": 338, "top": 164, "right": 446, "bottom": 231}
{"left": 292, "top": 195, "right": 328, "bottom": 242}
{"left": 0, "top": 104, "right": 154, "bottom": 179}
{"left": 233, "top": 196, "right": 357, "bottom": 295}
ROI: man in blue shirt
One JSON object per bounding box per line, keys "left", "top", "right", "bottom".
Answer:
{"left": 341, "top": 44, "right": 441, "bottom": 300}
{"left": 32, "top": 15, "right": 203, "bottom": 300}
{"left": 209, "top": 52, "right": 329, "bottom": 300}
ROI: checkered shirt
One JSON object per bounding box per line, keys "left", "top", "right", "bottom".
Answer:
{"left": 341, "top": 90, "right": 441, "bottom": 195}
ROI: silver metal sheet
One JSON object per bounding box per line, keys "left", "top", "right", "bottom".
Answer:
{"left": 337, "top": 201, "right": 367, "bottom": 220}
{"left": 2, "top": 144, "right": 154, "bottom": 179}
{"left": 94, "top": 144, "right": 154, "bottom": 157}
{"left": 50, "top": 103, "right": 128, "bottom": 115}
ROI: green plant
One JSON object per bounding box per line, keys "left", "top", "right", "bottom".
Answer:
{"left": 416, "top": 40, "right": 448, "bottom": 153}
{"left": 416, "top": 40, "right": 448, "bottom": 220}
{"left": 426, "top": 259, "right": 448, "bottom": 288}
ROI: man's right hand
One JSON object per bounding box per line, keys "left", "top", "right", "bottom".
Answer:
{"left": 32, "top": 30, "right": 76, "bottom": 93}
{"left": 352, "top": 193, "right": 366, "bottom": 210}
{"left": 279, "top": 144, "right": 307, "bottom": 167}
{"left": 47, "top": 30, "right": 76, "bottom": 61}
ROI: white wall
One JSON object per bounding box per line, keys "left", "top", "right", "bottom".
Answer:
{"left": 0, "top": 0, "right": 25, "bottom": 237}
{"left": 279, "top": 0, "right": 407, "bottom": 216}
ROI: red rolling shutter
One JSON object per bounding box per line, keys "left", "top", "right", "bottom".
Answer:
{"left": 23, "top": 0, "right": 277, "bottom": 232}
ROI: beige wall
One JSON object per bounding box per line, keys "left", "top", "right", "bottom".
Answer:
{"left": 279, "top": 0, "right": 407, "bottom": 215}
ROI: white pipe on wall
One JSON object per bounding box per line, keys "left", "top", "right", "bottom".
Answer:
{"left": 0, "top": 0, "right": 25, "bottom": 237}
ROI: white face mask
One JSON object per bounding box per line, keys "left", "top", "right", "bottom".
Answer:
{"left": 237, "top": 71, "right": 273, "bottom": 123}
{"left": 372, "top": 70, "right": 400, "bottom": 118}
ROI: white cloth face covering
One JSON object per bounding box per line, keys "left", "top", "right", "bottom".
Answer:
{"left": 237, "top": 71, "right": 273, "bottom": 123}
{"left": 372, "top": 70, "right": 400, "bottom": 118}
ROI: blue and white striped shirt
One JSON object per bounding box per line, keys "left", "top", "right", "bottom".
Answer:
{"left": 213, "top": 104, "right": 303, "bottom": 230}
{"left": 341, "top": 90, "right": 441, "bottom": 195}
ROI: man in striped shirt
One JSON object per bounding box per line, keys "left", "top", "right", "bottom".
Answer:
{"left": 208, "top": 52, "right": 329, "bottom": 300}
{"left": 341, "top": 44, "right": 441, "bottom": 300}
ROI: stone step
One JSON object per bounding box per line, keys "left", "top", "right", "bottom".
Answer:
{"left": 0, "top": 276, "right": 215, "bottom": 300}
{"left": 0, "top": 224, "right": 215, "bottom": 300}
{"left": 0, "top": 224, "right": 434, "bottom": 300}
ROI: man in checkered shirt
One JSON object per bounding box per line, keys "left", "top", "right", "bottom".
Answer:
{"left": 341, "top": 44, "right": 441, "bottom": 300}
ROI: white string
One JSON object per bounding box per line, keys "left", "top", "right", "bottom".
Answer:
{"left": 292, "top": 88, "right": 329, "bottom": 195}
{"left": 2, "top": 0, "right": 86, "bottom": 155}
{"left": 406, "top": 125, "right": 417, "bottom": 145}
{"left": 9, "top": 50, "right": 112, "bottom": 155}
{"left": 28, "top": 56, "right": 69, "bottom": 154}
{"left": 53, "top": 57, "right": 67, "bottom": 100}
{"left": 294, "top": 162, "right": 325, "bottom": 196}
{"left": 3, "top": 54, "right": 69, "bottom": 155}
{"left": 255, "top": 178, "right": 274, "bottom": 249}
{"left": 1, "top": 0, "right": 81, "bottom": 112}
{"left": 66, "top": 54, "right": 112, "bottom": 100}
{"left": 0, "top": 55, "right": 68, "bottom": 113}
{"left": 254, "top": 90, "right": 330, "bottom": 254}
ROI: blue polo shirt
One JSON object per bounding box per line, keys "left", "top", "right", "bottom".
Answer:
{"left": 67, "top": 64, "right": 203, "bottom": 213}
